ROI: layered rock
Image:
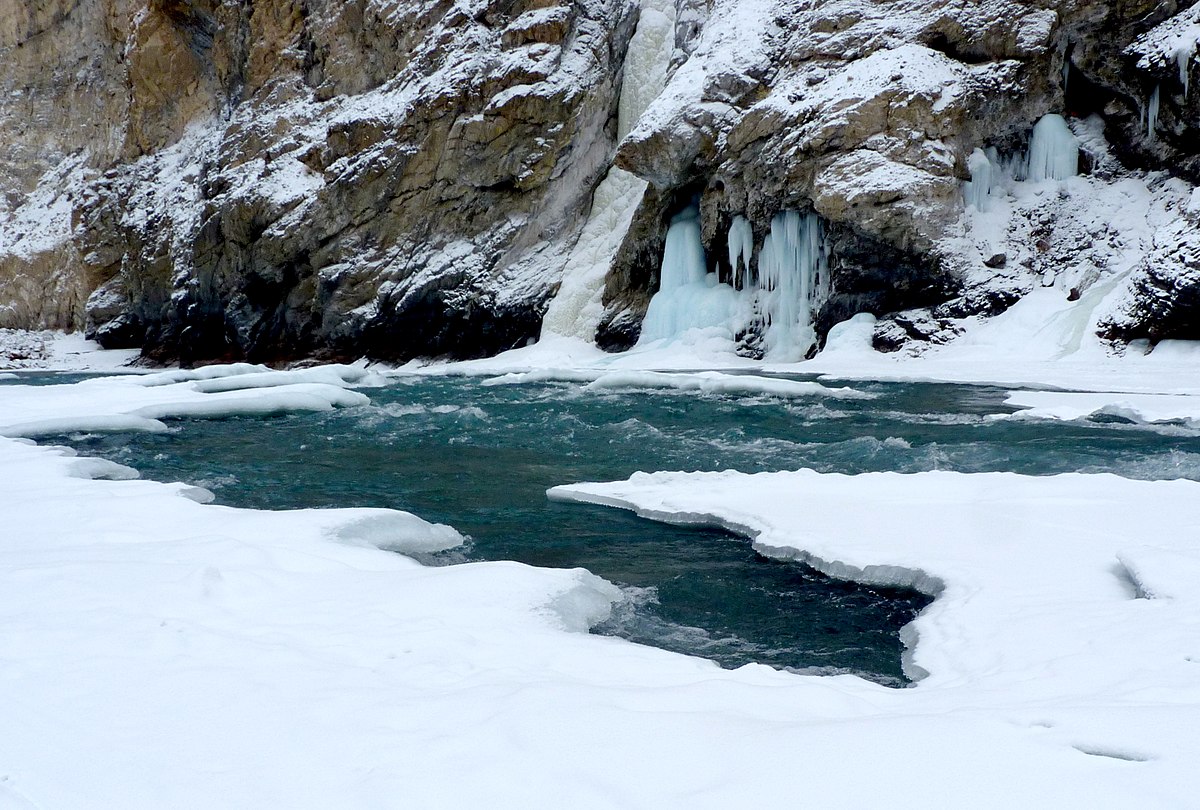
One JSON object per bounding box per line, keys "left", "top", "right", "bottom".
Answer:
{"left": 1, "top": 0, "right": 1199, "bottom": 362}
{"left": 2, "top": 0, "right": 634, "bottom": 362}
{"left": 596, "top": 0, "right": 1200, "bottom": 355}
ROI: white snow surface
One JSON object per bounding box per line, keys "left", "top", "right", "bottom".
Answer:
{"left": 0, "top": 329, "right": 140, "bottom": 372}
{"left": 0, "top": 363, "right": 380, "bottom": 437}
{"left": 1003, "top": 389, "right": 1200, "bottom": 428}
{"left": 3, "top": 358, "right": 1200, "bottom": 805}
{"left": 551, "top": 468, "right": 1200, "bottom": 805}
{"left": 484, "top": 367, "right": 869, "bottom": 399}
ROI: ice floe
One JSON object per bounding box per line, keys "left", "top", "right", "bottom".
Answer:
{"left": 0, "top": 363, "right": 376, "bottom": 438}
{"left": 1002, "top": 389, "right": 1200, "bottom": 428}
{"left": 551, "top": 468, "right": 1200, "bottom": 802}
{"left": 484, "top": 367, "right": 869, "bottom": 399}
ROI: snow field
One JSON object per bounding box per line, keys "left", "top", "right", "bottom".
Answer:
{"left": 551, "top": 468, "right": 1200, "bottom": 803}
{"left": 4, "top": 362, "right": 1200, "bottom": 805}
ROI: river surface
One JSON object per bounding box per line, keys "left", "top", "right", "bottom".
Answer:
{"left": 25, "top": 371, "right": 1200, "bottom": 686}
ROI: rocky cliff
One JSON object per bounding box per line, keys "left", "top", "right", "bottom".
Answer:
{"left": 1, "top": 0, "right": 1198, "bottom": 364}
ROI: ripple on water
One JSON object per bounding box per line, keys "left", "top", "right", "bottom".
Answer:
{"left": 45, "top": 375, "right": 1200, "bottom": 684}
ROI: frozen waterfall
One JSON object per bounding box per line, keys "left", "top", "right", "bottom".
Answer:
{"left": 758, "top": 211, "right": 827, "bottom": 360}
{"left": 639, "top": 208, "right": 828, "bottom": 360}
{"left": 1145, "top": 85, "right": 1161, "bottom": 143}
{"left": 963, "top": 114, "right": 1080, "bottom": 211}
{"left": 539, "top": 0, "right": 675, "bottom": 341}
{"left": 638, "top": 206, "right": 741, "bottom": 344}
{"left": 727, "top": 215, "right": 754, "bottom": 287}
{"left": 1026, "top": 114, "right": 1079, "bottom": 182}
{"left": 964, "top": 148, "right": 996, "bottom": 212}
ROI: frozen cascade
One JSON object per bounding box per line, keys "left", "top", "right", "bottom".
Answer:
{"left": 1146, "top": 85, "right": 1161, "bottom": 142}
{"left": 638, "top": 206, "right": 741, "bottom": 343}
{"left": 1026, "top": 114, "right": 1079, "bottom": 182}
{"left": 964, "top": 148, "right": 995, "bottom": 212}
{"left": 758, "top": 211, "right": 828, "bottom": 360}
{"left": 640, "top": 209, "right": 828, "bottom": 358}
{"left": 616, "top": 0, "right": 675, "bottom": 142}
{"left": 964, "top": 116, "right": 1079, "bottom": 211}
{"left": 727, "top": 215, "right": 754, "bottom": 287}
{"left": 539, "top": 0, "right": 675, "bottom": 341}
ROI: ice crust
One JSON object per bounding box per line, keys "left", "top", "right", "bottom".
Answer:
{"left": 483, "top": 367, "right": 869, "bottom": 399}
{"left": 0, "top": 363, "right": 376, "bottom": 438}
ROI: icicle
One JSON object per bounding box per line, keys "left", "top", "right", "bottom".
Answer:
{"left": 1026, "top": 113, "right": 1079, "bottom": 182}
{"left": 1179, "top": 46, "right": 1194, "bottom": 98}
{"left": 964, "top": 148, "right": 994, "bottom": 212}
{"left": 726, "top": 215, "right": 753, "bottom": 288}
{"left": 757, "top": 211, "right": 826, "bottom": 360}
{"left": 638, "top": 206, "right": 740, "bottom": 344}
{"left": 1147, "top": 85, "right": 1161, "bottom": 142}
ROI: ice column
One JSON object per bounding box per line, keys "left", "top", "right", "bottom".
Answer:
{"left": 1026, "top": 114, "right": 1079, "bottom": 181}
{"left": 1146, "top": 85, "right": 1161, "bottom": 142}
{"left": 638, "top": 206, "right": 740, "bottom": 343}
{"left": 758, "top": 211, "right": 827, "bottom": 360}
{"left": 963, "top": 148, "right": 995, "bottom": 212}
{"left": 540, "top": 0, "right": 675, "bottom": 341}
{"left": 727, "top": 215, "right": 754, "bottom": 287}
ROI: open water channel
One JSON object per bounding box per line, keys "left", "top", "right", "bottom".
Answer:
{"left": 21, "top": 371, "right": 1200, "bottom": 686}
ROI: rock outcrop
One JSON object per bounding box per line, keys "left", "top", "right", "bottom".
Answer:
{"left": 3, "top": 0, "right": 634, "bottom": 362}
{"left": 1, "top": 0, "right": 1199, "bottom": 363}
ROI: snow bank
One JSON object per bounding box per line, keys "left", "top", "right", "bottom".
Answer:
{"left": 484, "top": 367, "right": 869, "bottom": 399}
{"left": 3, "top": 369, "right": 1198, "bottom": 806}
{"left": 0, "top": 363, "right": 375, "bottom": 438}
{"left": 583, "top": 370, "right": 870, "bottom": 399}
{"left": 551, "top": 468, "right": 1200, "bottom": 802}
{"left": 1002, "top": 390, "right": 1200, "bottom": 427}
{"left": 0, "top": 329, "right": 140, "bottom": 372}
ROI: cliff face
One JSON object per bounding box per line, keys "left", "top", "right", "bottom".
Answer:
{"left": 2, "top": 0, "right": 634, "bottom": 362}
{"left": 1, "top": 0, "right": 1198, "bottom": 363}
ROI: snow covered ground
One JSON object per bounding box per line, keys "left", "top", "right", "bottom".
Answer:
{"left": 3, "top": 340, "right": 1200, "bottom": 806}
{"left": 0, "top": 329, "right": 140, "bottom": 372}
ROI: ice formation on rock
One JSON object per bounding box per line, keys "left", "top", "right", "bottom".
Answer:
{"left": 963, "top": 115, "right": 1080, "bottom": 211}
{"left": 727, "top": 215, "right": 754, "bottom": 288}
{"left": 758, "top": 211, "right": 828, "bottom": 360}
{"left": 964, "top": 149, "right": 996, "bottom": 212}
{"left": 638, "top": 206, "right": 740, "bottom": 343}
{"left": 640, "top": 208, "right": 827, "bottom": 360}
{"left": 1145, "top": 85, "right": 1161, "bottom": 142}
{"left": 1026, "top": 114, "right": 1079, "bottom": 182}
{"left": 540, "top": 0, "right": 676, "bottom": 341}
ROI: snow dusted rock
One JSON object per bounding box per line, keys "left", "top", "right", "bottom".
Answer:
{"left": 2, "top": 0, "right": 635, "bottom": 363}
{"left": 1099, "top": 215, "right": 1200, "bottom": 343}
{"left": 2, "top": 0, "right": 1200, "bottom": 361}
{"left": 599, "top": 0, "right": 1200, "bottom": 354}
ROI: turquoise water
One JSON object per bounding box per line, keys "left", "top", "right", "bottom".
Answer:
{"left": 41, "top": 373, "right": 1200, "bottom": 685}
